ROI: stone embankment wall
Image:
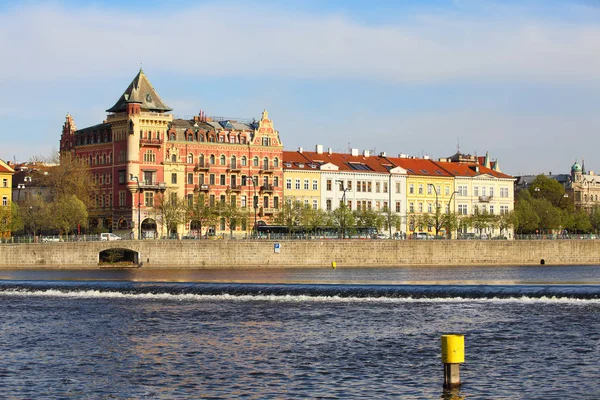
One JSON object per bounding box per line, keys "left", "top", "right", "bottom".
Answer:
{"left": 0, "top": 240, "right": 599, "bottom": 268}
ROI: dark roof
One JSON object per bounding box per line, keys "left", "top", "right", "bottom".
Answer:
{"left": 106, "top": 68, "right": 172, "bottom": 113}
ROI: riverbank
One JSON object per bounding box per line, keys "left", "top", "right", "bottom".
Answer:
{"left": 1, "top": 239, "right": 599, "bottom": 268}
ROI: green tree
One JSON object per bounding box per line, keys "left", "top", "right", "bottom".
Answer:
{"left": 187, "top": 193, "right": 218, "bottom": 238}
{"left": 51, "top": 195, "right": 88, "bottom": 236}
{"left": 153, "top": 191, "right": 187, "bottom": 238}
{"left": 381, "top": 207, "right": 401, "bottom": 237}
{"left": 566, "top": 209, "right": 592, "bottom": 233}
{"left": 331, "top": 204, "right": 356, "bottom": 238}
{"left": 528, "top": 175, "right": 568, "bottom": 207}
{"left": 0, "top": 203, "right": 24, "bottom": 239}
{"left": 275, "top": 198, "right": 305, "bottom": 238}
{"left": 20, "top": 194, "right": 50, "bottom": 236}
{"left": 217, "top": 195, "right": 243, "bottom": 239}
{"left": 354, "top": 208, "right": 383, "bottom": 232}
{"left": 514, "top": 190, "right": 540, "bottom": 233}
{"left": 441, "top": 212, "right": 459, "bottom": 239}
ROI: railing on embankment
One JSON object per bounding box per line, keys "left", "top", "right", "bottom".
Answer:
{"left": 1, "top": 240, "right": 599, "bottom": 268}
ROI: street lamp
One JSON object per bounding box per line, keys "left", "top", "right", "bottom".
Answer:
{"left": 336, "top": 180, "right": 350, "bottom": 239}
{"left": 428, "top": 184, "right": 440, "bottom": 236}
{"left": 17, "top": 183, "right": 25, "bottom": 202}
{"left": 250, "top": 176, "right": 258, "bottom": 238}
{"left": 132, "top": 176, "right": 141, "bottom": 240}
{"left": 448, "top": 190, "right": 459, "bottom": 239}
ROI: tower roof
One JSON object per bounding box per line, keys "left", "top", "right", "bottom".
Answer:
{"left": 106, "top": 68, "right": 172, "bottom": 113}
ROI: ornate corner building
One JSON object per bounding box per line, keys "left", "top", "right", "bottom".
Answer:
{"left": 60, "top": 69, "right": 283, "bottom": 238}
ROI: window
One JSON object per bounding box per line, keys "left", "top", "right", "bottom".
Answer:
{"left": 198, "top": 174, "right": 205, "bottom": 184}
{"left": 286, "top": 179, "right": 292, "bottom": 190}
{"left": 119, "top": 191, "right": 126, "bottom": 207}
{"left": 489, "top": 187, "right": 495, "bottom": 197}
{"left": 144, "top": 192, "right": 153, "bottom": 207}
{"left": 209, "top": 155, "right": 215, "bottom": 165}
{"left": 171, "top": 173, "right": 177, "bottom": 184}
{"left": 263, "top": 196, "right": 269, "bottom": 208}
{"left": 458, "top": 204, "right": 468, "bottom": 215}
{"left": 409, "top": 202, "right": 414, "bottom": 213}
{"left": 396, "top": 182, "right": 401, "bottom": 194}
{"left": 187, "top": 154, "right": 193, "bottom": 164}
{"left": 253, "top": 157, "right": 259, "bottom": 167}
{"left": 313, "top": 180, "right": 318, "bottom": 190}
{"left": 427, "top": 203, "right": 432, "bottom": 213}
{"left": 489, "top": 205, "right": 495, "bottom": 214}
{"left": 274, "top": 177, "right": 279, "bottom": 187}
{"left": 220, "top": 175, "right": 226, "bottom": 185}
{"left": 418, "top": 184, "right": 423, "bottom": 194}
{"left": 220, "top": 155, "right": 226, "bottom": 165}
{"left": 241, "top": 156, "right": 247, "bottom": 166}
{"left": 209, "top": 174, "right": 215, "bottom": 185}
{"left": 209, "top": 194, "right": 215, "bottom": 207}
{"left": 304, "top": 179, "right": 309, "bottom": 190}
{"left": 231, "top": 175, "right": 237, "bottom": 187}
{"left": 186, "top": 173, "right": 193, "bottom": 185}
{"left": 326, "top": 199, "right": 332, "bottom": 211}
{"left": 2, "top": 196, "right": 7, "bottom": 206}
{"left": 396, "top": 201, "right": 401, "bottom": 212}
{"left": 263, "top": 176, "right": 269, "bottom": 186}
{"left": 445, "top": 186, "right": 450, "bottom": 195}
{"left": 500, "top": 205, "right": 509, "bottom": 214}
{"left": 220, "top": 195, "right": 226, "bottom": 204}
{"left": 383, "top": 182, "right": 388, "bottom": 193}
{"left": 171, "top": 154, "right": 177, "bottom": 163}
{"left": 481, "top": 187, "right": 486, "bottom": 197}
{"left": 118, "top": 170, "right": 126, "bottom": 185}
{"left": 274, "top": 197, "right": 279, "bottom": 209}
{"left": 347, "top": 181, "right": 352, "bottom": 190}
{"left": 313, "top": 199, "right": 318, "bottom": 210}
{"left": 274, "top": 158, "right": 279, "bottom": 168}
{"left": 368, "top": 182, "right": 372, "bottom": 192}
{"left": 458, "top": 185, "right": 468, "bottom": 196}
{"left": 295, "top": 179, "right": 301, "bottom": 190}
{"left": 409, "top": 184, "right": 414, "bottom": 194}
{"left": 367, "top": 201, "right": 372, "bottom": 210}
{"left": 241, "top": 196, "right": 247, "bottom": 208}
{"left": 326, "top": 180, "right": 332, "bottom": 191}
{"left": 418, "top": 203, "right": 423, "bottom": 213}
{"left": 501, "top": 187, "right": 509, "bottom": 197}
{"left": 230, "top": 156, "right": 237, "bottom": 169}
{"left": 427, "top": 185, "right": 432, "bottom": 195}
{"left": 375, "top": 182, "right": 381, "bottom": 193}
{"left": 362, "top": 182, "right": 367, "bottom": 192}
{"left": 187, "top": 194, "right": 193, "bottom": 206}
{"left": 348, "top": 200, "right": 353, "bottom": 210}
{"left": 473, "top": 186, "right": 479, "bottom": 196}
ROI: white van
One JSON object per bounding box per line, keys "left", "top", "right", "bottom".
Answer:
{"left": 100, "top": 233, "right": 122, "bottom": 241}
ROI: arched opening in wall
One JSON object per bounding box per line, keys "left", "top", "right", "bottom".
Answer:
{"left": 99, "top": 248, "right": 139, "bottom": 266}
{"left": 103, "top": 217, "right": 113, "bottom": 232}
{"left": 141, "top": 218, "right": 158, "bottom": 239}
{"left": 118, "top": 218, "right": 129, "bottom": 230}
{"left": 189, "top": 220, "right": 201, "bottom": 237}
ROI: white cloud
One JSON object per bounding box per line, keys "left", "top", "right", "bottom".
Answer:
{"left": 2, "top": 2, "right": 600, "bottom": 85}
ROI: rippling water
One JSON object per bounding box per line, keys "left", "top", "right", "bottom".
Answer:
{"left": 0, "top": 266, "right": 598, "bottom": 399}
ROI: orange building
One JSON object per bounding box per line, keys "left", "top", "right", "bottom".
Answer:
{"left": 60, "top": 69, "right": 283, "bottom": 238}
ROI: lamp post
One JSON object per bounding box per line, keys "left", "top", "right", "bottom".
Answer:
{"left": 428, "top": 184, "right": 440, "bottom": 236}
{"left": 448, "top": 190, "right": 459, "bottom": 239}
{"left": 17, "top": 183, "right": 25, "bottom": 202}
{"left": 250, "top": 176, "right": 258, "bottom": 238}
{"left": 132, "top": 176, "right": 141, "bottom": 240}
{"left": 336, "top": 180, "right": 350, "bottom": 239}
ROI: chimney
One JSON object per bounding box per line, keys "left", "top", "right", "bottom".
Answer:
{"left": 351, "top": 148, "right": 359, "bottom": 156}
{"left": 379, "top": 152, "right": 387, "bottom": 157}
{"left": 363, "top": 150, "right": 370, "bottom": 157}
{"left": 316, "top": 144, "right": 324, "bottom": 154}
{"left": 423, "top": 155, "right": 430, "bottom": 160}
{"left": 298, "top": 147, "right": 303, "bottom": 153}
{"left": 399, "top": 153, "right": 408, "bottom": 158}
{"left": 328, "top": 148, "right": 332, "bottom": 154}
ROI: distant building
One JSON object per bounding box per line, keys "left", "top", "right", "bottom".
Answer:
{"left": 0, "top": 159, "right": 15, "bottom": 236}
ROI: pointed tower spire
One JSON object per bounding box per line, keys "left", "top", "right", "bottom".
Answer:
{"left": 492, "top": 159, "right": 500, "bottom": 172}
{"left": 106, "top": 69, "right": 172, "bottom": 113}
{"left": 582, "top": 157, "right": 587, "bottom": 174}
{"left": 483, "top": 151, "right": 491, "bottom": 168}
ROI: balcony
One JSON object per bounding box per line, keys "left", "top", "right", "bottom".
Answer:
{"left": 195, "top": 184, "right": 210, "bottom": 192}
{"left": 260, "top": 184, "right": 274, "bottom": 193}
{"left": 227, "top": 184, "right": 242, "bottom": 192}
{"left": 139, "top": 138, "right": 163, "bottom": 146}
{"left": 260, "top": 164, "right": 275, "bottom": 174}
{"left": 194, "top": 162, "right": 210, "bottom": 172}
{"left": 226, "top": 164, "right": 241, "bottom": 173}
{"left": 139, "top": 182, "right": 167, "bottom": 191}
{"left": 479, "top": 195, "right": 493, "bottom": 202}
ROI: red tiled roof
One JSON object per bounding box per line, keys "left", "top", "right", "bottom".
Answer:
{"left": 434, "top": 161, "right": 512, "bottom": 179}
{"left": 385, "top": 157, "right": 452, "bottom": 177}
{"left": 283, "top": 151, "right": 391, "bottom": 173}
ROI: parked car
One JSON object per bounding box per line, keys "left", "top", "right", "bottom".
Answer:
{"left": 414, "top": 232, "right": 433, "bottom": 240}
{"left": 100, "top": 233, "right": 122, "bottom": 241}
{"left": 374, "top": 233, "right": 389, "bottom": 239}
{"left": 41, "top": 236, "right": 61, "bottom": 242}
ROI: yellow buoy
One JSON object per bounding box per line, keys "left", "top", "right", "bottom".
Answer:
{"left": 331, "top": 261, "right": 337, "bottom": 269}
{"left": 441, "top": 334, "right": 465, "bottom": 364}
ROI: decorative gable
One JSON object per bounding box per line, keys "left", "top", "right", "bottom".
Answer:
{"left": 320, "top": 162, "right": 339, "bottom": 171}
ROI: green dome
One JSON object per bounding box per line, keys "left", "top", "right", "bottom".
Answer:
{"left": 572, "top": 161, "right": 582, "bottom": 172}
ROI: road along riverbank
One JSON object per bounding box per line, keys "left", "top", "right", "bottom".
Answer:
{"left": 1, "top": 239, "right": 599, "bottom": 268}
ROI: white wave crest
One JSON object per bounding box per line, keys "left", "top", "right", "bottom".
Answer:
{"left": 0, "top": 289, "right": 598, "bottom": 305}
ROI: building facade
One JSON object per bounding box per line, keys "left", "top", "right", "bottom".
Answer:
{"left": 0, "top": 159, "right": 15, "bottom": 237}
{"left": 60, "top": 69, "right": 283, "bottom": 238}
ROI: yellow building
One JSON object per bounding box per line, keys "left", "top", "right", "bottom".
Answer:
{"left": 282, "top": 151, "right": 321, "bottom": 210}
{"left": 0, "top": 159, "right": 15, "bottom": 237}
{"left": 386, "top": 157, "right": 455, "bottom": 237}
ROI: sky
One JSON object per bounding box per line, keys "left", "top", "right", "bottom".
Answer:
{"left": 2, "top": 0, "right": 600, "bottom": 176}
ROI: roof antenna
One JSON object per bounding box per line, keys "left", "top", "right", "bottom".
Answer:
{"left": 457, "top": 136, "right": 460, "bottom": 154}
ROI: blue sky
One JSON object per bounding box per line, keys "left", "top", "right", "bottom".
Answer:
{"left": 2, "top": 0, "right": 600, "bottom": 175}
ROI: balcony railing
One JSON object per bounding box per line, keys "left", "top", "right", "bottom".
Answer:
{"left": 138, "top": 182, "right": 167, "bottom": 191}
{"left": 260, "top": 165, "right": 275, "bottom": 174}
{"left": 479, "top": 195, "right": 493, "bottom": 202}
{"left": 261, "top": 207, "right": 277, "bottom": 215}
{"left": 227, "top": 184, "right": 242, "bottom": 192}
{"left": 194, "top": 163, "right": 210, "bottom": 172}
{"left": 260, "top": 184, "right": 274, "bottom": 192}
{"left": 227, "top": 164, "right": 241, "bottom": 172}
{"left": 140, "top": 138, "right": 163, "bottom": 146}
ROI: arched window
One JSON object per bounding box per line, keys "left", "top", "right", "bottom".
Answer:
{"left": 199, "top": 154, "right": 205, "bottom": 166}
{"left": 187, "top": 153, "right": 193, "bottom": 164}
{"left": 96, "top": 155, "right": 100, "bottom": 165}
{"left": 263, "top": 157, "right": 269, "bottom": 169}
{"left": 273, "top": 157, "right": 279, "bottom": 168}
{"left": 241, "top": 156, "right": 247, "bottom": 166}
{"left": 171, "top": 154, "right": 177, "bottom": 163}
{"left": 170, "top": 133, "right": 175, "bottom": 141}
{"left": 231, "top": 156, "right": 237, "bottom": 169}
{"left": 89, "top": 155, "right": 92, "bottom": 165}
{"left": 210, "top": 155, "right": 215, "bottom": 165}
{"left": 199, "top": 134, "right": 205, "bottom": 142}
{"left": 188, "top": 134, "right": 193, "bottom": 142}
{"left": 102, "top": 154, "right": 107, "bottom": 164}
{"left": 253, "top": 157, "right": 259, "bottom": 167}
{"left": 220, "top": 155, "right": 226, "bottom": 165}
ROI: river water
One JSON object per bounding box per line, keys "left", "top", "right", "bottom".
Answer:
{"left": 0, "top": 265, "right": 598, "bottom": 399}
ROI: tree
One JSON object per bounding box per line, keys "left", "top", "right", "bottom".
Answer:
{"left": 353, "top": 208, "right": 383, "bottom": 232}
{"left": 217, "top": 195, "right": 243, "bottom": 239}
{"left": 19, "top": 194, "right": 50, "bottom": 236}
{"left": 590, "top": 205, "right": 600, "bottom": 233}
{"left": 566, "top": 209, "right": 592, "bottom": 234}
{"left": 275, "top": 198, "right": 305, "bottom": 238}
{"left": 0, "top": 203, "right": 24, "bottom": 239}
{"left": 331, "top": 204, "right": 356, "bottom": 238}
{"left": 45, "top": 151, "right": 98, "bottom": 209}
{"left": 187, "top": 194, "right": 218, "bottom": 237}
{"left": 498, "top": 211, "right": 516, "bottom": 238}
{"left": 514, "top": 190, "right": 540, "bottom": 233}
{"left": 51, "top": 195, "right": 88, "bottom": 236}
{"left": 302, "top": 207, "right": 329, "bottom": 237}
{"left": 381, "top": 207, "right": 401, "bottom": 237}
{"left": 528, "top": 175, "right": 568, "bottom": 207}
{"left": 153, "top": 191, "right": 187, "bottom": 238}
{"left": 440, "top": 212, "right": 459, "bottom": 239}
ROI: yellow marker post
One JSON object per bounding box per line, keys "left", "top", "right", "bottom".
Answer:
{"left": 331, "top": 261, "right": 337, "bottom": 269}
{"left": 441, "top": 334, "right": 464, "bottom": 388}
